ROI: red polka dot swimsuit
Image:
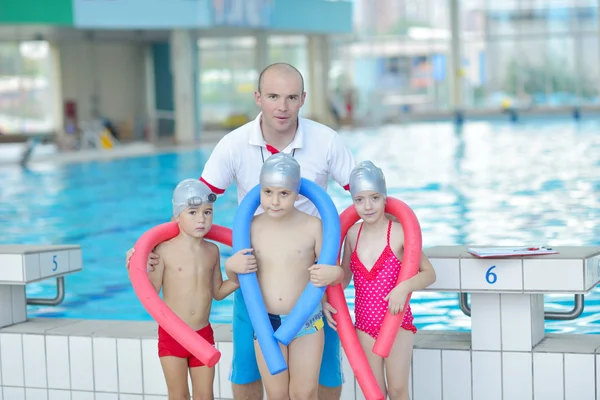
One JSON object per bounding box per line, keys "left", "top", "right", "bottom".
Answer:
{"left": 350, "top": 220, "right": 417, "bottom": 339}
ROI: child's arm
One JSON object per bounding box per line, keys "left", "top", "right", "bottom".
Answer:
{"left": 401, "top": 252, "right": 436, "bottom": 292}
{"left": 339, "top": 234, "right": 354, "bottom": 288}
{"left": 212, "top": 247, "right": 240, "bottom": 300}
{"left": 308, "top": 218, "right": 344, "bottom": 287}
{"left": 138, "top": 246, "right": 165, "bottom": 294}
{"left": 384, "top": 252, "right": 436, "bottom": 315}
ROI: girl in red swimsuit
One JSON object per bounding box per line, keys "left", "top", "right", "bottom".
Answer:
{"left": 324, "top": 161, "right": 436, "bottom": 400}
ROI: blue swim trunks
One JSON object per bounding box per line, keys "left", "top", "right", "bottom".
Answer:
{"left": 229, "top": 289, "right": 343, "bottom": 387}
{"left": 253, "top": 304, "right": 325, "bottom": 341}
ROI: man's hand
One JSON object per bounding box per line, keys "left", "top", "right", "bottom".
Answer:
{"left": 322, "top": 301, "right": 338, "bottom": 331}
{"left": 126, "top": 248, "right": 160, "bottom": 272}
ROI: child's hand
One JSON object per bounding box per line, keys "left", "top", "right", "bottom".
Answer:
{"left": 309, "top": 265, "right": 343, "bottom": 287}
{"left": 225, "top": 248, "right": 257, "bottom": 275}
{"left": 126, "top": 248, "right": 160, "bottom": 273}
{"left": 384, "top": 283, "right": 410, "bottom": 315}
{"left": 322, "top": 301, "right": 338, "bottom": 331}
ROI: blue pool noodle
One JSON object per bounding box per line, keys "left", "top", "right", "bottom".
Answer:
{"left": 273, "top": 178, "right": 341, "bottom": 346}
{"left": 232, "top": 184, "right": 287, "bottom": 375}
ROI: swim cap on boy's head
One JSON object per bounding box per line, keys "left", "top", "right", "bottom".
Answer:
{"left": 172, "top": 179, "right": 217, "bottom": 217}
{"left": 259, "top": 153, "right": 301, "bottom": 193}
{"left": 349, "top": 161, "right": 387, "bottom": 198}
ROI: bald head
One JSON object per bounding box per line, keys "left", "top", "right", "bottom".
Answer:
{"left": 258, "top": 63, "right": 305, "bottom": 94}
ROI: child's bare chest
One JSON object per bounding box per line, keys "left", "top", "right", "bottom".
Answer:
{"left": 164, "top": 251, "right": 214, "bottom": 280}
{"left": 254, "top": 233, "right": 315, "bottom": 264}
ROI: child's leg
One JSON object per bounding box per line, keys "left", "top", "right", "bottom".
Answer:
{"left": 288, "top": 329, "right": 324, "bottom": 400}
{"left": 254, "top": 340, "right": 290, "bottom": 400}
{"left": 356, "top": 330, "right": 386, "bottom": 398}
{"left": 159, "top": 356, "right": 191, "bottom": 400}
{"left": 190, "top": 365, "right": 215, "bottom": 400}
{"left": 384, "top": 329, "right": 414, "bottom": 400}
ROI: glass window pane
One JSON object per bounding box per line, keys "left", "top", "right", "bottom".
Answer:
{"left": 577, "top": 33, "right": 599, "bottom": 103}
{"left": 0, "top": 41, "right": 53, "bottom": 134}
{"left": 199, "top": 37, "right": 258, "bottom": 127}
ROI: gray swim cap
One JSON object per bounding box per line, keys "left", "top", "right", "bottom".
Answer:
{"left": 172, "top": 179, "right": 217, "bottom": 217}
{"left": 349, "top": 161, "right": 387, "bottom": 198}
{"left": 259, "top": 153, "right": 301, "bottom": 193}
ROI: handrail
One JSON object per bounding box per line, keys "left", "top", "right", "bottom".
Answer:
{"left": 458, "top": 293, "right": 585, "bottom": 321}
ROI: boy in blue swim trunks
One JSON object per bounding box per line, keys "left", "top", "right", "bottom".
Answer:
{"left": 227, "top": 153, "right": 343, "bottom": 400}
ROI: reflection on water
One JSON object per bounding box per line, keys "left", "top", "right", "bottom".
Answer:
{"left": 1, "top": 118, "right": 600, "bottom": 333}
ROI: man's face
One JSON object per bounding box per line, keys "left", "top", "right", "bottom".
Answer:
{"left": 254, "top": 68, "right": 306, "bottom": 135}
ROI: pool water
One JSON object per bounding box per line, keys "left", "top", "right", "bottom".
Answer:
{"left": 2, "top": 118, "right": 600, "bottom": 333}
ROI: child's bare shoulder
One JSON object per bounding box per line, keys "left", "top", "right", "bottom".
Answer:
{"left": 154, "top": 240, "right": 173, "bottom": 257}
{"left": 304, "top": 214, "right": 322, "bottom": 227}
{"left": 203, "top": 240, "right": 220, "bottom": 256}
{"left": 251, "top": 213, "right": 267, "bottom": 226}
{"left": 347, "top": 222, "right": 361, "bottom": 238}
{"left": 390, "top": 220, "right": 405, "bottom": 244}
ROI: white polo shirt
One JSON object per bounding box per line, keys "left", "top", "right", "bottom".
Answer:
{"left": 200, "top": 112, "right": 356, "bottom": 217}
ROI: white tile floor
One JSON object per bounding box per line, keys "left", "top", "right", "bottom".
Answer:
{"left": 1, "top": 319, "right": 600, "bottom": 399}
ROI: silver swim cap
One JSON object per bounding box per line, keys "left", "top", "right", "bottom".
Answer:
{"left": 259, "top": 153, "right": 301, "bottom": 193}
{"left": 172, "top": 179, "right": 217, "bottom": 217}
{"left": 349, "top": 161, "right": 387, "bottom": 198}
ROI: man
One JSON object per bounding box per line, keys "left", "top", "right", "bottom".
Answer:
{"left": 133, "top": 62, "right": 356, "bottom": 400}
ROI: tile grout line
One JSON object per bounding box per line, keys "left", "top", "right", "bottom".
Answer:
{"left": 44, "top": 335, "right": 51, "bottom": 396}
{"left": 562, "top": 353, "right": 566, "bottom": 400}
{"left": 67, "top": 336, "right": 73, "bottom": 400}
{"left": 114, "top": 337, "right": 121, "bottom": 396}
{"left": 469, "top": 349, "right": 473, "bottom": 400}
{"left": 19, "top": 334, "right": 26, "bottom": 395}
{"left": 90, "top": 336, "right": 96, "bottom": 395}
{"left": 139, "top": 338, "right": 145, "bottom": 396}
{"left": 500, "top": 348, "right": 504, "bottom": 400}
{"left": 440, "top": 349, "right": 444, "bottom": 400}
{"left": 595, "top": 353, "right": 598, "bottom": 400}
{"left": 410, "top": 351, "right": 414, "bottom": 400}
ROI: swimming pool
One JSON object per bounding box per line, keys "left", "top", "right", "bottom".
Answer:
{"left": 2, "top": 117, "right": 600, "bottom": 334}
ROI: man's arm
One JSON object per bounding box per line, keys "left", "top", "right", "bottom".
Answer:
{"left": 327, "top": 133, "right": 357, "bottom": 192}
{"left": 199, "top": 135, "right": 236, "bottom": 195}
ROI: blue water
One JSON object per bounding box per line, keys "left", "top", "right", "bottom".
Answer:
{"left": 2, "top": 118, "right": 600, "bottom": 333}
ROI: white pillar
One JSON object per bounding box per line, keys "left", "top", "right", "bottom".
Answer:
{"left": 449, "top": 0, "right": 463, "bottom": 110}
{"left": 307, "top": 35, "right": 332, "bottom": 126}
{"left": 471, "top": 293, "right": 545, "bottom": 352}
{"left": 255, "top": 31, "right": 269, "bottom": 73}
{"left": 49, "top": 42, "right": 65, "bottom": 140}
{"left": 170, "top": 29, "right": 200, "bottom": 144}
{"left": 143, "top": 43, "right": 157, "bottom": 143}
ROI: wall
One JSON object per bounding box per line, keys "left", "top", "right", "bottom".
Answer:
{"left": 59, "top": 41, "right": 147, "bottom": 141}
{"left": 1, "top": 318, "right": 599, "bottom": 399}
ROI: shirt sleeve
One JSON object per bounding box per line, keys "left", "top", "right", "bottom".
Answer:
{"left": 199, "top": 136, "right": 235, "bottom": 195}
{"left": 327, "top": 133, "right": 356, "bottom": 191}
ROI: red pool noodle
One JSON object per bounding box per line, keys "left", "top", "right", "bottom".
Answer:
{"left": 129, "top": 222, "right": 233, "bottom": 368}
{"left": 337, "top": 197, "right": 422, "bottom": 359}
{"left": 326, "top": 213, "right": 384, "bottom": 400}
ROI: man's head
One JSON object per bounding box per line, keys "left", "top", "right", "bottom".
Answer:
{"left": 259, "top": 153, "right": 301, "bottom": 218}
{"left": 172, "top": 179, "right": 217, "bottom": 238}
{"left": 255, "top": 63, "right": 306, "bottom": 136}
